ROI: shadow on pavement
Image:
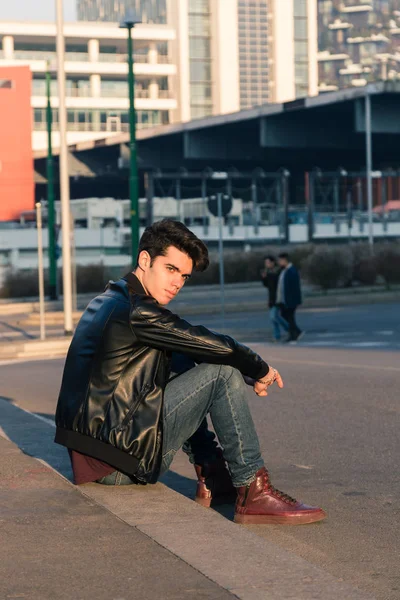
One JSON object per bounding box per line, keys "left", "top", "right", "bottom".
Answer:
{"left": 0, "top": 397, "right": 234, "bottom": 519}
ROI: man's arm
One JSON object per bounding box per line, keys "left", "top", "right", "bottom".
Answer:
{"left": 260, "top": 270, "right": 269, "bottom": 288}
{"left": 131, "top": 296, "right": 269, "bottom": 381}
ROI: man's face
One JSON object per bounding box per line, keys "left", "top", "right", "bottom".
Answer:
{"left": 138, "top": 245, "right": 193, "bottom": 305}
{"left": 265, "top": 259, "right": 274, "bottom": 270}
{"left": 278, "top": 257, "right": 288, "bottom": 269}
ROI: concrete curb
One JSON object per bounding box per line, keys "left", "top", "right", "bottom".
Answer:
{"left": 0, "top": 338, "right": 71, "bottom": 360}
{"left": 0, "top": 397, "right": 375, "bottom": 600}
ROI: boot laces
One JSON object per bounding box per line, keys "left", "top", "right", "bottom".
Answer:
{"left": 263, "top": 470, "right": 297, "bottom": 504}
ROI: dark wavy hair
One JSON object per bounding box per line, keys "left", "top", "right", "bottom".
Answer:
{"left": 137, "top": 219, "right": 209, "bottom": 272}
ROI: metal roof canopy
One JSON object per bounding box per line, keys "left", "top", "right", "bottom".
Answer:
{"left": 33, "top": 81, "right": 400, "bottom": 175}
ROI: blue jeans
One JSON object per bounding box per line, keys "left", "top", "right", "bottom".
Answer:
{"left": 160, "top": 362, "right": 264, "bottom": 486}
{"left": 269, "top": 305, "right": 289, "bottom": 340}
{"left": 98, "top": 360, "right": 264, "bottom": 487}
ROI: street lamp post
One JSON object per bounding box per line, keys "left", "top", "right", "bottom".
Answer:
{"left": 55, "top": 0, "right": 73, "bottom": 334}
{"left": 365, "top": 92, "right": 374, "bottom": 249}
{"left": 120, "top": 11, "right": 142, "bottom": 267}
{"left": 45, "top": 64, "right": 58, "bottom": 300}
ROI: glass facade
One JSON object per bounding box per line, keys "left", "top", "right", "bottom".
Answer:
{"left": 33, "top": 107, "right": 169, "bottom": 131}
{"left": 294, "top": 0, "right": 309, "bottom": 98}
{"left": 318, "top": 0, "right": 400, "bottom": 91}
{"left": 77, "top": 0, "right": 167, "bottom": 23}
{"left": 237, "top": 0, "right": 269, "bottom": 109}
{"left": 188, "top": 0, "right": 213, "bottom": 119}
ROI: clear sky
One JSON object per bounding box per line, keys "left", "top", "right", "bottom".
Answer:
{"left": 0, "top": 0, "right": 77, "bottom": 21}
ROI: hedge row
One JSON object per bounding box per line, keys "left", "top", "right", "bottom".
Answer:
{"left": 1, "top": 242, "right": 400, "bottom": 298}
{"left": 190, "top": 242, "right": 400, "bottom": 291}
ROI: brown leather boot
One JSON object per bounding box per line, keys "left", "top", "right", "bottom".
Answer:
{"left": 194, "top": 454, "right": 237, "bottom": 508}
{"left": 234, "top": 467, "right": 326, "bottom": 525}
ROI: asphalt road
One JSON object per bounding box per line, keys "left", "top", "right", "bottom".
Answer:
{"left": 191, "top": 302, "right": 400, "bottom": 349}
{"left": 1, "top": 301, "right": 400, "bottom": 350}
{"left": 0, "top": 342, "right": 399, "bottom": 600}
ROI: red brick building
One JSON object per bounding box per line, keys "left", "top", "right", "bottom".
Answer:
{"left": 0, "top": 66, "right": 34, "bottom": 221}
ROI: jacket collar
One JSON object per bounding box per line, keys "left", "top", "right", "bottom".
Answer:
{"left": 122, "top": 271, "right": 147, "bottom": 295}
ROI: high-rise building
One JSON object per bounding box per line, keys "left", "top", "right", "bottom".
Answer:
{"left": 77, "top": 0, "right": 168, "bottom": 24}
{"left": 267, "top": 0, "right": 318, "bottom": 104}
{"left": 170, "top": 0, "right": 318, "bottom": 119}
{"left": 237, "top": 0, "right": 270, "bottom": 109}
{"left": 318, "top": 0, "right": 400, "bottom": 92}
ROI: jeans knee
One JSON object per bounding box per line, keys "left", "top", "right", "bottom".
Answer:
{"left": 219, "top": 364, "right": 243, "bottom": 389}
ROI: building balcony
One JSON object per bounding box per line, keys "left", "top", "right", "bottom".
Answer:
{"left": 31, "top": 95, "right": 177, "bottom": 111}
{"left": 0, "top": 50, "right": 171, "bottom": 67}
{"left": 0, "top": 55, "right": 176, "bottom": 77}
{"left": 31, "top": 85, "right": 173, "bottom": 100}
{"left": 339, "top": 64, "right": 364, "bottom": 75}
{"left": 318, "top": 51, "right": 349, "bottom": 62}
{"left": 328, "top": 20, "right": 353, "bottom": 31}
{"left": 0, "top": 21, "right": 176, "bottom": 43}
{"left": 340, "top": 4, "right": 373, "bottom": 14}
{"left": 34, "top": 121, "right": 131, "bottom": 133}
{"left": 97, "top": 53, "right": 170, "bottom": 64}
{"left": 318, "top": 82, "right": 340, "bottom": 92}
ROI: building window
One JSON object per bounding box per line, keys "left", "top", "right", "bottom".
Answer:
{"left": 0, "top": 79, "right": 13, "bottom": 89}
{"left": 238, "top": 0, "right": 269, "bottom": 109}
{"left": 189, "top": 0, "right": 213, "bottom": 119}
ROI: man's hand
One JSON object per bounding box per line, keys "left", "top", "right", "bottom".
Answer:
{"left": 253, "top": 366, "right": 284, "bottom": 397}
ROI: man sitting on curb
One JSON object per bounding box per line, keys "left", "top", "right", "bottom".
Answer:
{"left": 55, "top": 219, "right": 326, "bottom": 525}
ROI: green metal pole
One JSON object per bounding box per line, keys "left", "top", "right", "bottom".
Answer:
{"left": 46, "top": 67, "right": 58, "bottom": 299}
{"left": 127, "top": 25, "right": 139, "bottom": 267}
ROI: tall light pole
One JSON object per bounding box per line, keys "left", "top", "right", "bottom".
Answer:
{"left": 56, "top": 0, "right": 73, "bottom": 334}
{"left": 120, "top": 10, "right": 141, "bottom": 267}
{"left": 46, "top": 63, "right": 58, "bottom": 300}
{"left": 365, "top": 92, "right": 374, "bottom": 248}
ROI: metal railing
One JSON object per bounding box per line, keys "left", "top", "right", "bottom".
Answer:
{"left": 2, "top": 50, "right": 170, "bottom": 65}
{"left": 14, "top": 50, "right": 90, "bottom": 62}
{"left": 34, "top": 121, "right": 130, "bottom": 133}
{"left": 32, "top": 86, "right": 171, "bottom": 100}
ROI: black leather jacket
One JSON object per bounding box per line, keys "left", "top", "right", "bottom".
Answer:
{"left": 55, "top": 273, "right": 269, "bottom": 483}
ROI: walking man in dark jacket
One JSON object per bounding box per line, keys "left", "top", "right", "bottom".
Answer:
{"left": 277, "top": 252, "right": 303, "bottom": 342}
{"left": 55, "top": 220, "right": 324, "bottom": 525}
{"left": 261, "top": 255, "right": 289, "bottom": 342}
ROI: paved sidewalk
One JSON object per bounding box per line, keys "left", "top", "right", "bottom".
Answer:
{"left": 0, "top": 397, "right": 374, "bottom": 600}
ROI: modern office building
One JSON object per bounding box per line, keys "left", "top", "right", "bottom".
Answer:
{"left": 170, "top": 0, "right": 318, "bottom": 118}
{"left": 237, "top": 0, "right": 319, "bottom": 107}
{"left": 0, "top": 20, "right": 177, "bottom": 152}
{"left": 318, "top": 0, "right": 400, "bottom": 92}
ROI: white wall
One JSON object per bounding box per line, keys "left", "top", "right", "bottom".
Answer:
{"left": 169, "top": 0, "right": 191, "bottom": 123}
{"left": 270, "top": 0, "right": 295, "bottom": 103}
{"left": 211, "top": 0, "right": 240, "bottom": 115}
{"left": 307, "top": 0, "right": 319, "bottom": 97}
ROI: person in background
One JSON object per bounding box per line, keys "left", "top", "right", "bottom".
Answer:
{"left": 261, "top": 255, "right": 289, "bottom": 342}
{"left": 277, "top": 252, "right": 304, "bottom": 342}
